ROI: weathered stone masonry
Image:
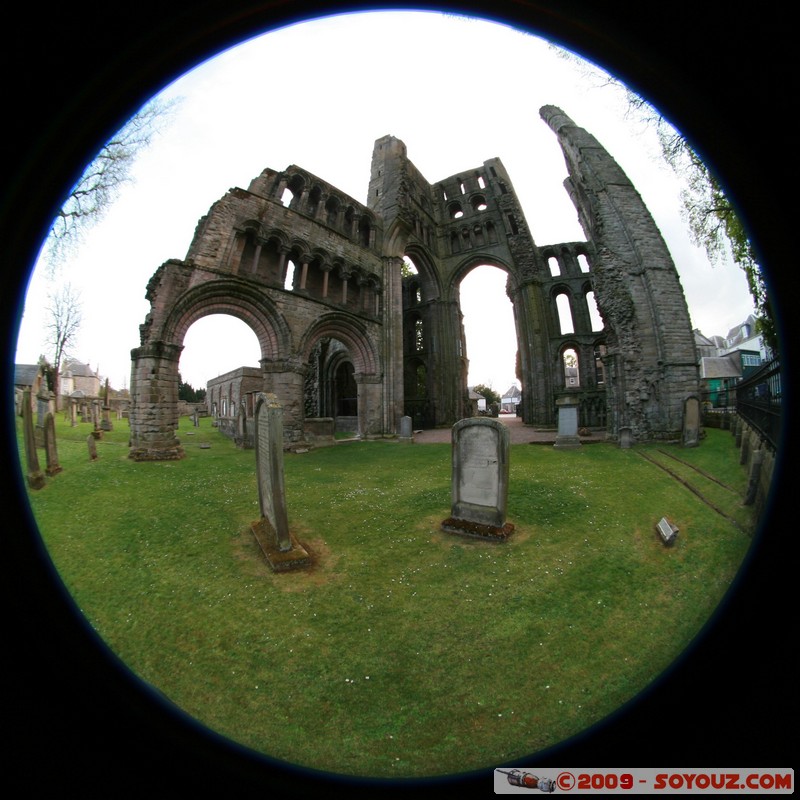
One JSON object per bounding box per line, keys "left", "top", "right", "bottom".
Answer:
{"left": 128, "top": 107, "right": 699, "bottom": 460}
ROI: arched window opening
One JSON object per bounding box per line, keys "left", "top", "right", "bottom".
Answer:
{"left": 548, "top": 256, "right": 561, "bottom": 277}
{"left": 325, "top": 196, "right": 340, "bottom": 227}
{"left": 449, "top": 202, "right": 464, "bottom": 219}
{"left": 563, "top": 348, "right": 579, "bottom": 388}
{"left": 402, "top": 255, "right": 418, "bottom": 276}
{"left": 284, "top": 259, "right": 297, "bottom": 290}
{"left": 556, "top": 293, "right": 574, "bottom": 334}
{"left": 459, "top": 265, "right": 516, "bottom": 388}
{"left": 307, "top": 185, "right": 322, "bottom": 216}
{"left": 414, "top": 318, "right": 424, "bottom": 352}
{"left": 594, "top": 343, "right": 607, "bottom": 386}
{"left": 578, "top": 253, "right": 591, "bottom": 273}
{"left": 471, "top": 195, "right": 487, "bottom": 211}
{"left": 358, "top": 217, "right": 371, "bottom": 247}
{"left": 586, "top": 291, "right": 604, "bottom": 331}
{"left": 477, "top": 174, "right": 486, "bottom": 189}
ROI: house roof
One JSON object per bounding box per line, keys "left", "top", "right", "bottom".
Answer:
{"left": 700, "top": 354, "right": 741, "bottom": 380}
{"left": 62, "top": 360, "right": 99, "bottom": 378}
{"left": 14, "top": 364, "right": 41, "bottom": 387}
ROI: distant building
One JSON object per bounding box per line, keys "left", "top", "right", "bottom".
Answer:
{"left": 695, "top": 314, "right": 768, "bottom": 408}
{"left": 500, "top": 384, "right": 522, "bottom": 413}
{"left": 60, "top": 359, "right": 101, "bottom": 398}
{"left": 14, "top": 363, "right": 46, "bottom": 416}
{"left": 467, "top": 387, "right": 486, "bottom": 416}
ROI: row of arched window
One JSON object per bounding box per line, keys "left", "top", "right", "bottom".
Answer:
{"left": 276, "top": 171, "right": 377, "bottom": 249}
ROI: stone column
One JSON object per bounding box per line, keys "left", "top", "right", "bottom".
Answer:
{"left": 129, "top": 341, "right": 185, "bottom": 461}
{"left": 321, "top": 264, "right": 332, "bottom": 298}
{"left": 261, "top": 357, "right": 306, "bottom": 446}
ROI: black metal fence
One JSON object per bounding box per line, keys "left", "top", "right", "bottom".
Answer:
{"left": 734, "top": 357, "right": 782, "bottom": 449}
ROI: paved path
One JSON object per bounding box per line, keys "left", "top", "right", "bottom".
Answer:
{"left": 410, "top": 415, "right": 602, "bottom": 445}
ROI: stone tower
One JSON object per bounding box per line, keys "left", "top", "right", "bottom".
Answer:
{"left": 128, "top": 107, "right": 698, "bottom": 460}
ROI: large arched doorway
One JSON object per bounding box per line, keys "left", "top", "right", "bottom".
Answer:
{"left": 304, "top": 337, "right": 359, "bottom": 435}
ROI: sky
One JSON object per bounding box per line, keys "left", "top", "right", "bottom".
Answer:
{"left": 14, "top": 10, "right": 755, "bottom": 394}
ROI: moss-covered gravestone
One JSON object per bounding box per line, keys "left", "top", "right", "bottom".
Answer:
{"left": 250, "top": 393, "right": 310, "bottom": 571}
{"left": 441, "top": 417, "right": 514, "bottom": 541}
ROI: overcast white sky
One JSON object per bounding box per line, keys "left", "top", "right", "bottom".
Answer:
{"left": 14, "top": 10, "right": 754, "bottom": 393}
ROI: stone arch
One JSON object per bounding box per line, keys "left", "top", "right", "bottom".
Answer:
{"left": 299, "top": 312, "right": 378, "bottom": 377}
{"left": 161, "top": 280, "right": 290, "bottom": 360}
{"left": 448, "top": 254, "right": 517, "bottom": 301}
{"left": 403, "top": 246, "right": 443, "bottom": 302}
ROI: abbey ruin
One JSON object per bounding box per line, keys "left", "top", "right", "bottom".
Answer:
{"left": 128, "top": 106, "right": 699, "bottom": 460}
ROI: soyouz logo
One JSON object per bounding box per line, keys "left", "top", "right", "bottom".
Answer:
{"left": 493, "top": 769, "right": 794, "bottom": 793}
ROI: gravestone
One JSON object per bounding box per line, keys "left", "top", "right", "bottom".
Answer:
{"left": 87, "top": 434, "right": 98, "bottom": 461}
{"left": 553, "top": 395, "right": 582, "bottom": 449}
{"left": 35, "top": 389, "right": 50, "bottom": 447}
{"left": 441, "top": 417, "right": 513, "bottom": 540}
{"left": 91, "top": 401, "right": 102, "bottom": 439}
{"left": 682, "top": 396, "right": 700, "bottom": 447}
{"left": 618, "top": 426, "right": 634, "bottom": 449}
{"left": 43, "top": 412, "right": 62, "bottom": 476}
{"left": 250, "top": 393, "right": 310, "bottom": 571}
{"left": 100, "top": 405, "right": 113, "bottom": 432}
{"left": 399, "top": 415, "right": 413, "bottom": 442}
{"left": 70, "top": 400, "right": 78, "bottom": 427}
{"left": 656, "top": 516, "right": 679, "bottom": 546}
{"left": 22, "top": 389, "right": 45, "bottom": 489}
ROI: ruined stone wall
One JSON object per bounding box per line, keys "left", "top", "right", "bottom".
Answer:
{"left": 540, "top": 105, "right": 699, "bottom": 440}
{"left": 130, "top": 111, "right": 700, "bottom": 459}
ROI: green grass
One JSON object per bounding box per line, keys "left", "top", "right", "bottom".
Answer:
{"left": 18, "top": 414, "right": 755, "bottom": 779}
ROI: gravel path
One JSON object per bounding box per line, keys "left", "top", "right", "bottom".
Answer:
{"left": 410, "top": 415, "right": 602, "bottom": 445}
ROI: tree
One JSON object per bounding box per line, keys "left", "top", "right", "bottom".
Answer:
{"left": 178, "top": 375, "right": 207, "bottom": 403}
{"left": 42, "top": 96, "right": 179, "bottom": 271}
{"left": 553, "top": 50, "right": 777, "bottom": 352}
{"left": 44, "top": 283, "right": 83, "bottom": 409}
{"left": 472, "top": 383, "right": 501, "bottom": 407}
{"left": 622, "top": 90, "right": 777, "bottom": 352}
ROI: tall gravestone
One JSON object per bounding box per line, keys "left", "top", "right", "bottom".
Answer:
{"left": 554, "top": 395, "right": 582, "bottom": 449}
{"left": 22, "top": 389, "right": 45, "bottom": 490}
{"left": 250, "top": 393, "right": 310, "bottom": 571}
{"left": 442, "top": 417, "right": 514, "bottom": 540}
{"left": 682, "top": 396, "right": 700, "bottom": 447}
{"left": 43, "top": 412, "right": 62, "bottom": 476}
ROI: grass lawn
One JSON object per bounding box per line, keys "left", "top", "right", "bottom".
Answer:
{"left": 18, "top": 413, "right": 755, "bottom": 780}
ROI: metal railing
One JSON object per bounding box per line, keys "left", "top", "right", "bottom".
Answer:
{"left": 734, "top": 357, "right": 782, "bottom": 449}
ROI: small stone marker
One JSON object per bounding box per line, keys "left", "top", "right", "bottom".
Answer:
{"left": 87, "top": 434, "right": 98, "bottom": 461}
{"left": 399, "top": 415, "right": 413, "bottom": 442}
{"left": 656, "top": 516, "right": 678, "bottom": 546}
{"left": 618, "top": 426, "right": 634, "bottom": 449}
{"left": 22, "top": 389, "right": 45, "bottom": 489}
{"left": 442, "top": 417, "right": 513, "bottom": 540}
{"left": 43, "top": 412, "right": 62, "bottom": 476}
{"left": 553, "top": 395, "right": 581, "bottom": 449}
{"left": 682, "top": 396, "right": 700, "bottom": 447}
{"left": 250, "top": 393, "right": 310, "bottom": 571}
